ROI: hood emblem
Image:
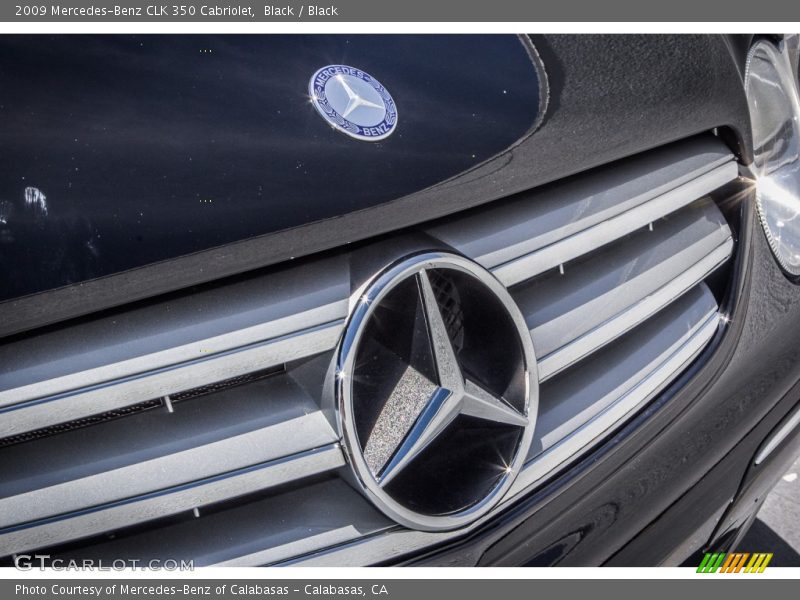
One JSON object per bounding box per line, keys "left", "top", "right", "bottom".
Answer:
{"left": 309, "top": 65, "right": 398, "bottom": 142}
{"left": 336, "top": 252, "right": 538, "bottom": 531}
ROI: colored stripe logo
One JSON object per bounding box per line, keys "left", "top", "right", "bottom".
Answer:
{"left": 697, "top": 552, "right": 773, "bottom": 573}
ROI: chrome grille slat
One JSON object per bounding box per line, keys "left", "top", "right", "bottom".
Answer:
{"left": 44, "top": 479, "right": 392, "bottom": 568}
{"left": 537, "top": 242, "right": 730, "bottom": 380}
{"left": 0, "top": 445, "right": 344, "bottom": 557}
{"left": 0, "top": 322, "right": 343, "bottom": 438}
{"left": 515, "top": 307, "right": 719, "bottom": 497}
{"left": 0, "top": 410, "right": 336, "bottom": 531}
{"left": 527, "top": 285, "right": 718, "bottom": 464}
{"left": 490, "top": 161, "right": 736, "bottom": 286}
{"left": 513, "top": 198, "right": 733, "bottom": 380}
{"left": 428, "top": 136, "right": 736, "bottom": 282}
{"left": 0, "top": 372, "right": 320, "bottom": 498}
{"left": 0, "top": 372, "right": 340, "bottom": 554}
{"left": 0, "top": 255, "right": 350, "bottom": 403}
{"left": 217, "top": 527, "right": 377, "bottom": 567}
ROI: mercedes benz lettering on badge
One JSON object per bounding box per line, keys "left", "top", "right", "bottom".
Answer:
{"left": 336, "top": 253, "right": 539, "bottom": 531}
{"left": 309, "top": 64, "right": 398, "bottom": 141}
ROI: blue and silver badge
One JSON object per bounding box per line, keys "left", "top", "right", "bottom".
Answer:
{"left": 309, "top": 65, "right": 398, "bottom": 142}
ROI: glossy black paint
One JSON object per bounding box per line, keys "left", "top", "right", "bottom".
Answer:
{"left": 706, "top": 391, "right": 800, "bottom": 559}
{"left": 0, "top": 35, "right": 751, "bottom": 338}
{"left": 0, "top": 34, "right": 543, "bottom": 303}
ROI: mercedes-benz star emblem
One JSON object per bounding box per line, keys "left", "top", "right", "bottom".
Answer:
{"left": 336, "top": 252, "right": 538, "bottom": 531}
{"left": 309, "top": 65, "right": 398, "bottom": 141}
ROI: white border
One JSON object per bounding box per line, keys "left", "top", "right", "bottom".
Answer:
{"left": 1, "top": 566, "right": 800, "bottom": 579}
{"left": 0, "top": 22, "right": 798, "bottom": 33}
{"left": 0, "top": 19, "right": 797, "bottom": 580}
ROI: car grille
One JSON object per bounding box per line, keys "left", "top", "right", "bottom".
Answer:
{"left": 0, "top": 134, "right": 740, "bottom": 566}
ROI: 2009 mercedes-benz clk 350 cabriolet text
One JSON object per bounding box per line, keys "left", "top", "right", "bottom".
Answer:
{"left": 1, "top": 34, "right": 799, "bottom": 567}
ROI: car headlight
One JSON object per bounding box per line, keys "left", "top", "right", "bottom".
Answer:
{"left": 745, "top": 36, "right": 800, "bottom": 277}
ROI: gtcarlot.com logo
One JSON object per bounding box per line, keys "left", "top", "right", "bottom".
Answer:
{"left": 697, "top": 552, "right": 773, "bottom": 573}
{"left": 13, "top": 554, "right": 194, "bottom": 571}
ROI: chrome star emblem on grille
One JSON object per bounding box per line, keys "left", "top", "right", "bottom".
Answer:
{"left": 308, "top": 65, "right": 398, "bottom": 141}
{"left": 376, "top": 270, "right": 529, "bottom": 486}
{"left": 336, "top": 252, "right": 538, "bottom": 531}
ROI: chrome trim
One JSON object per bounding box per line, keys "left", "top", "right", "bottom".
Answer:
{"left": 0, "top": 321, "right": 343, "bottom": 438}
{"left": 40, "top": 478, "right": 392, "bottom": 568}
{"left": 0, "top": 256, "right": 350, "bottom": 403}
{"left": 535, "top": 237, "right": 732, "bottom": 380}
{"left": 336, "top": 252, "right": 538, "bottom": 532}
{"left": 517, "top": 306, "right": 719, "bottom": 491}
{"left": 754, "top": 403, "right": 800, "bottom": 465}
{"left": 216, "top": 526, "right": 369, "bottom": 567}
{"left": 427, "top": 136, "right": 737, "bottom": 282}
{"left": 491, "top": 162, "right": 737, "bottom": 286}
{"left": 0, "top": 410, "right": 336, "bottom": 529}
{"left": 286, "top": 529, "right": 436, "bottom": 567}
{"left": 0, "top": 445, "right": 345, "bottom": 557}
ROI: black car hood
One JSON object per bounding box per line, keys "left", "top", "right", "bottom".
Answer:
{"left": 0, "top": 34, "right": 544, "bottom": 303}
{"left": 0, "top": 35, "right": 752, "bottom": 337}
